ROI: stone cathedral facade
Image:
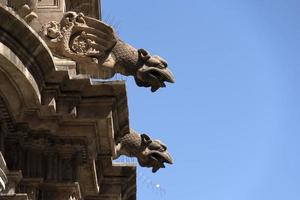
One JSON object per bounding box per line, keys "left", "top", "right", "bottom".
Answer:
{"left": 0, "top": 1, "right": 174, "bottom": 199}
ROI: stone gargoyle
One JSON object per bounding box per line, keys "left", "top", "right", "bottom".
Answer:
{"left": 39, "top": 11, "right": 175, "bottom": 92}
{"left": 115, "top": 129, "right": 173, "bottom": 173}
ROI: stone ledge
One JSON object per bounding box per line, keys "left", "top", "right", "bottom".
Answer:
{"left": 0, "top": 194, "right": 29, "bottom": 200}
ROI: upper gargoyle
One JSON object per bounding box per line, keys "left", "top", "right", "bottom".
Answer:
{"left": 39, "top": 11, "right": 175, "bottom": 92}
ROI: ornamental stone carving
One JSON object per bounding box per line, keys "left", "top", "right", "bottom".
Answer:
{"left": 40, "top": 11, "right": 175, "bottom": 92}
{"left": 115, "top": 129, "right": 173, "bottom": 173}
{"left": 1, "top": 1, "right": 174, "bottom": 176}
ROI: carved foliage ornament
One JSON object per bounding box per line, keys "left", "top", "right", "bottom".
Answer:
{"left": 40, "top": 11, "right": 175, "bottom": 92}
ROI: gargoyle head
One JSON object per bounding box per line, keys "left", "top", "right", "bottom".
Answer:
{"left": 135, "top": 49, "right": 175, "bottom": 92}
{"left": 60, "top": 11, "right": 86, "bottom": 27}
{"left": 138, "top": 134, "right": 173, "bottom": 173}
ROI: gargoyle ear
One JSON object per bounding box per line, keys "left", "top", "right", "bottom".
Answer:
{"left": 141, "top": 134, "right": 152, "bottom": 145}
{"left": 138, "top": 49, "right": 151, "bottom": 61}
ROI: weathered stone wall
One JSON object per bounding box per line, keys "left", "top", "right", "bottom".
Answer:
{"left": 0, "top": 3, "right": 136, "bottom": 199}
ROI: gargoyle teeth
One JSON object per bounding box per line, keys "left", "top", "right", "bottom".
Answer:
{"left": 152, "top": 166, "right": 159, "bottom": 173}
{"left": 151, "top": 151, "right": 173, "bottom": 167}
{"left": 151, "top": 160, "right": 166, "bottom": 172}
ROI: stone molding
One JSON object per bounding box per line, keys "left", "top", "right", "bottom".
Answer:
{"left": 0, "top": 5, "right": 135, "bottom": 199}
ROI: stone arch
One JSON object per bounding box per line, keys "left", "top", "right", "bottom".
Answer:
{"left": 0, "top": 6, "right": 56, "bottom": 91}
{"left": 0, "top": 43, "right": 41, "bottom": 120}
{"left": 0, "top": 6, "right": 59, "bottom": 121}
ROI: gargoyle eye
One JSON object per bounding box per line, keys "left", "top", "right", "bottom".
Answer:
{"left": 161, "top": 144, "right": 167, "bottom": 151}
{"left": 157, "top": 63, "right": 166, "bottom": 69}
{"left": 153, "top": 56, "right": 168, "bottom": 68}
{"left": 148, "top": 143, "right": 160, "bottom": 150}
{"left": 161, "top": 61, "right": 168, "bottom": 68}
{"left": 149, "top": 141, "right": 167, "bottom": 152}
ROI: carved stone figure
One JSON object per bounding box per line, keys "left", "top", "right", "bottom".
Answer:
{"left": 115, "top": 129, "right": 173, "bottom": 173}
{"left": 40, "top": 11, "right": 175, "bottom": 92}
{"left": 0, "top": 1, "right": 175, "bottom": 198}
{"left": 8, "top": 0, "right": 38, "bottom": 23}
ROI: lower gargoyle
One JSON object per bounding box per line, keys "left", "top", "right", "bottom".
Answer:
{"left": 115, "top": 129, "right": 173, "bottom": 173}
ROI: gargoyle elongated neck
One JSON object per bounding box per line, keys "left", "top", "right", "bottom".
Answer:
{"left": 112, "top": 40, "right": 142, "bottom": 76}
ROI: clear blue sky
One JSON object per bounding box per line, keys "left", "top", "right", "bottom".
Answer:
{"left": 103, "top": 1, "right": 300, "bottom": 200}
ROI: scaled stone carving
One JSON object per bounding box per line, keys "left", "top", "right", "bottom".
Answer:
{"left": 40, "top": 11, "right": 175, "bottom": 92}
{"left": 115, "top": 129, "right": 173, "bottom": 173}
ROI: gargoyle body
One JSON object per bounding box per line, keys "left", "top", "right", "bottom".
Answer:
{"left": 115, "top": 129, "right": 173, "bottom": 173}
{"left": 40, "top": 12, "right": 175, "bottom": 92}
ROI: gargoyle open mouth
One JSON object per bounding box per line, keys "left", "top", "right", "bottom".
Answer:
{"left": 149, "top": 151, "right": 173, "bottom": 173}
{"left": 136, "top": 66, "right": 175, "bottom": 92}
{"left": 115, "top": 131, "right": 173, "bottom": 173}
